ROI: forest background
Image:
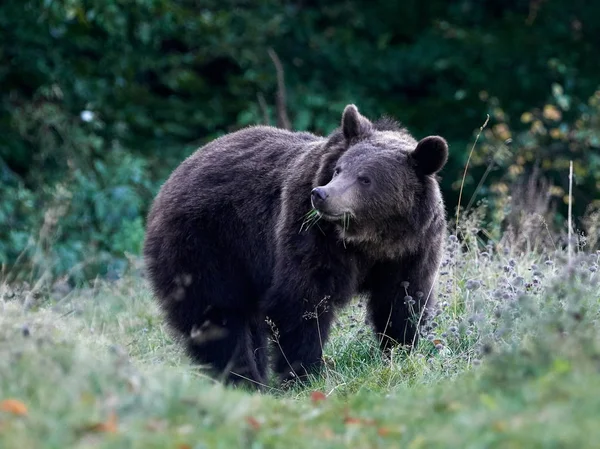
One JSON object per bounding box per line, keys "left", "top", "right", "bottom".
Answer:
{"left": 1, "top": 0, "right": 599, "bottom": 282}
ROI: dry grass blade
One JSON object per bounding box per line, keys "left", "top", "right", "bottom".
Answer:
{"left": 568, "top": 160, "right": 574, "bottom": 263}
{"left": 456, "top": 115, "right": 490, "bottom": 230}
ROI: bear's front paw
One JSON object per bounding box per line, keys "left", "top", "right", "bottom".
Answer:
{"left": 277, "top": 358, "right": 323, "bottom": 389}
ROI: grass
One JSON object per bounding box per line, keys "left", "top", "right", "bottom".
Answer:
{"left": 1, "top": 221, "right": 600, "bottom": 448}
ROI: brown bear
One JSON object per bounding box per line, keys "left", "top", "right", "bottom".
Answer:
{"left": 143, "top": 105, "right": 448, "bottom": 388}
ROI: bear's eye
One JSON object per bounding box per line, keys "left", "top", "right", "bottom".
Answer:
{"left": 333, "top": 168, "right": 341, "bottom": 177}
{"left": 358, "top": 176, "right": 371, "bottom": 185}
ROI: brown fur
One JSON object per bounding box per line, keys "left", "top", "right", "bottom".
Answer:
{"left": 143, "top": 105, "right": 448, "bottom": 388}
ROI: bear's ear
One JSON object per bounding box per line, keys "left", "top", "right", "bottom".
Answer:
{"left": 342, "top": 104, "right": 372, "bottom": 142}
{"left": 410, "top": 136, "right": 449, "bottom": 175}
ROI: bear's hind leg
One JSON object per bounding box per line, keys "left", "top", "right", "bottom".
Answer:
{"left": 186, "top": 313, "right": 265, "bottom": 389}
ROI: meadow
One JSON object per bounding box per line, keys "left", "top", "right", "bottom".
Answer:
{"left": 1, "top": 209, "right": 599, "bottom": 449}
{"left": 2, "top": 3, "right": 600, "bottom": 448}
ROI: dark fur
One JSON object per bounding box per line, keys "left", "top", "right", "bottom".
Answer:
{"left": 143, "top": 105, "right": 448, "bottom": 388}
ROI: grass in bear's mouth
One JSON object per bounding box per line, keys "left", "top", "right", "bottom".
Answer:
{"left": 1, "top": 230, "right": 600, "bottom": 447}
{"left": 300, "top": 208, "right": 323, "bottom": 233}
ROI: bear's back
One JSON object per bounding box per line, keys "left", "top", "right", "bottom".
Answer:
{"left": 149, "top": 126, "right": 322, "bottom": 221}
{"left": 145, "top": 125, "right": 326, "bottom": 295}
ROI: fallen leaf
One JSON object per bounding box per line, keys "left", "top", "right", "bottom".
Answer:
{"left": 0, "top": 399, "right": 28, "bottom": 416}
{"left": 343, "top": 413, "right": 377, "bottom": 427}
{"left": 310, "top": 391, "right": 327, "bottom": 404}
{"left": 84, "top": 411, "right": 118, "bottom": 433}
{"left": 344, "top": 416, "right": 363, "bottom": 425}
{"left": 377, "top": 427, "right": 391, "bottom": 436}
{"left": 245, "top": 416, "right": 261, "bottom": 430}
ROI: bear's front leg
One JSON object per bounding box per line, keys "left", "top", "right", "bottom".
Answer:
{"left": 366, "top": 246, "right": 441, "bottom": 352}
{"left": 264, "top": 287, "right": 337, "bottom": 385}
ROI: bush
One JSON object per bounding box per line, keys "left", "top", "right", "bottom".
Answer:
{"left": 467, "top": 86, "right": 600, "bottom": 249}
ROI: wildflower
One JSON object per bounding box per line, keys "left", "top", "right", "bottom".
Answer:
{"left": 514, "top": 276, "right": 525, "bottom": 286}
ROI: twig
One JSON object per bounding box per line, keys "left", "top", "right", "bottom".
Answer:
{"left": 256, "top": 93, "right": 270, "bottom": 126}
{"left": 456, "top": 115, "right": 490, "bottom": 231}
{"left": 267, "top": 48, "right": 291, "bottom": 130}
{"left": 229, "top": 372, "right": 283, "bottom": 393}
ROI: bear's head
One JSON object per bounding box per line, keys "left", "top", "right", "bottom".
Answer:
{"left": 310, "top": 105, "right": 448, "bottom": 251}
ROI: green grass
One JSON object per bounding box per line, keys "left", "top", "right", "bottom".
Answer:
{"left": 1, "top": 232, "right": 599, "bottom": 448}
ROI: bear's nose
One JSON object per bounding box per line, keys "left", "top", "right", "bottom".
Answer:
{"left": 311, "top": 187, "right": 328, "bottom": 204}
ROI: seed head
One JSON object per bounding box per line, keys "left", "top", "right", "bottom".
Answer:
{"left": 466, "top": 279, "right": 481, "bottom": 291}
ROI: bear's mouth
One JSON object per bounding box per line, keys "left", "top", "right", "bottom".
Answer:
{"left": 311, "top": 197, "right": 345, "bottom": 222}
{"left": 317, "top": 211, "right": 344, "bottom": 221}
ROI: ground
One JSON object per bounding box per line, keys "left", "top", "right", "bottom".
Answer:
{"left": 1, "top": 221, "right": 599, "bottom": 448}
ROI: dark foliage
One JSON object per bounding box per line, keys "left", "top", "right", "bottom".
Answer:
{"left": 1, "top": 0, "right": 598, "bottom": 280}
